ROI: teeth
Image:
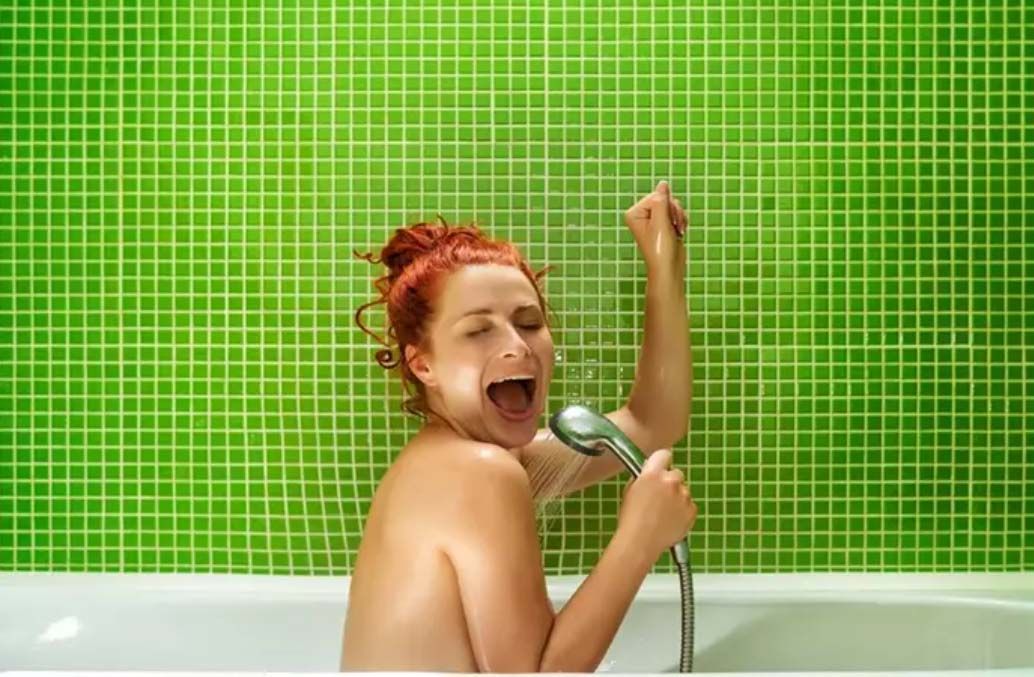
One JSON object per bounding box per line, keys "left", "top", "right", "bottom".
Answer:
{"left": 492, "top": 375, "right": 534, "bottom": 384}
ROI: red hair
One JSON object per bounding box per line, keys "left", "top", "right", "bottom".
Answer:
{"left": 354, "top": 214, "right": 553, "bottom": 419}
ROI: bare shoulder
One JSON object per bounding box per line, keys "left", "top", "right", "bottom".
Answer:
{"left": 435, "top": 439, "right": 530, "bottom": 504}
{"left": 388, "top": 437, "right": 528, "bottom": 514}
{"left": 401, "top": 435, "right": 525, "bottom": 481}
{"left": 440, "top": 441, "right": 538, "bottom": 543}
{"left": 452, "top": 439, "right": 526, "bottom": 476}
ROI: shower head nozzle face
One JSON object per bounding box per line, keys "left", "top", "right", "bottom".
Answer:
{"left": 548, "top": 403, "right": 650, "bottom": 477}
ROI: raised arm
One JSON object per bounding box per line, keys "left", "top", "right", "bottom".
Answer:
{"left": 518, "top": 180, "right": 691, "bottom": 499}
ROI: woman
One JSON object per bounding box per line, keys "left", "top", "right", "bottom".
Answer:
{"left": 340, "top": 180, "right": 697, "bottom": 672}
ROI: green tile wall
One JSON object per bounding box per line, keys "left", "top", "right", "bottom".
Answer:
{"left": 1, "top": 0, "right": 1032, "bottom": 575}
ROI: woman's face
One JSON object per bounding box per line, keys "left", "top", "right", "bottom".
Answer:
{"left": 407, "top": 263, "right": 554, "bottom": 449}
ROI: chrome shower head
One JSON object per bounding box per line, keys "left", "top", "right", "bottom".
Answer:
{"left": 547, "top": 403, "right": 646, "bottom": 475}
{"left": 547, "top": 402, "right": 690, "bottom": 567}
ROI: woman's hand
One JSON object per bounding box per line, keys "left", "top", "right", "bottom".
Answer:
{"left": 623, "top": 180, "right": 687, "bottom": 277}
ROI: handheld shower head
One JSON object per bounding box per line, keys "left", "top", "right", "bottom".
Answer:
{"left": 547, "top": 402, "right": 690, "bottom": 568}
{"left": 548, "top": 403, "right": 643, "bottom": 470}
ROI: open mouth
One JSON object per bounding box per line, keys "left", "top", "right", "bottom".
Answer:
{"left": 485, "top": 375, "right": 537, "bottom": 421}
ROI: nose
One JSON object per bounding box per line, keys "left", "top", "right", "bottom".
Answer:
{"left": 501, "top": 324, "right": 532, "bottom": 360}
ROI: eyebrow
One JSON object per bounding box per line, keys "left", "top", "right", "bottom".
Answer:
{"left": 457, "top": 303, "right": 541, "bottom": 320}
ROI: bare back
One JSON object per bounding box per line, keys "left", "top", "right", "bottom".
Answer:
{"left": 339, "top": 431, "right": 525, "bottom": 671}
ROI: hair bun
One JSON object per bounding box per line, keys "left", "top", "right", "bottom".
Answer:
{"left": 359, "top": 214, "right": 484, "bottom": 280}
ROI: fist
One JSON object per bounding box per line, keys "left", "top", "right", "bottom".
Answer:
{"left": 623, "top": 180, "right": 687, "bottom": 273}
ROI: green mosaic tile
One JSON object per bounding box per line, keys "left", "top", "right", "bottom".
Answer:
{"left": 1, "top": 0, "right": 1032, "bottom": 575}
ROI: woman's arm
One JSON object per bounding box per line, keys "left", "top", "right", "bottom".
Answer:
{"left": 619, "top": 249, "right": 691, "bottom": 449}
{"left": 518, "top": 181, "right": 691, "bottom": 500}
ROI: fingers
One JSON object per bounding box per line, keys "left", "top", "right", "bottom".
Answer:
{"left": 648, "top": 184, "right": 676, "bottom": 233}
{"left": 655, "top": 183, "right": 686, "bottom": 236}
{"left": 627, "top": 181, "right": 672, "bottom": 218}
{"left": 645, "top": 448, "right": 687, "bottom": 485}
{"left": 648, "top": 447, "right": 687, "bottom": 488}
{"left": 625, "top": 180, "right": 688, "bottom": 238}
{"left": 660, "top": 179, "right": 687, "bottom": 236}
{"left": 643, "top": 447, "right": 673, "bottom": 473}
{"left": 671, "top": 198, "right": 687, "bottom": 237}
{"left": 625, "top": 187, "right": 661, "bottom": 224}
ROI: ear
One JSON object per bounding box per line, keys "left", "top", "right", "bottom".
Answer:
{"left": 404, "top": 343, "right": 437, "bottom": 389}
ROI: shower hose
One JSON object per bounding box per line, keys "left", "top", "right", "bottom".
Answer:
{"left": 674, "top": 556, "right": 694, "bottom": 672}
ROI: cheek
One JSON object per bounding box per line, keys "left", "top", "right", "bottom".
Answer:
{"left": 438, "top": 357, "right": 486, "bottom": 405}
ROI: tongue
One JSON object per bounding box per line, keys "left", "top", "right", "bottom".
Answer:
{"left": 487, "top": 381, "right": 531, "bottom": 413}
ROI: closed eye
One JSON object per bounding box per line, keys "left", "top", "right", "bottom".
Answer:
{"left": 465, "top": 319, "right": 543, "bottom": 337}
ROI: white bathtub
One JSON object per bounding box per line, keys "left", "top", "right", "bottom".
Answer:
{"left": 1, "top": 572, "right": 1032, "bottom": 676}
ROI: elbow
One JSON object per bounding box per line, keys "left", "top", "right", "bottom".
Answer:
{"left": 669, "top": 391, "right": 691, "bottom": 445}
{"left": 674, "top": 404, "right": 690, "bottom": 444}
{"left": 617, "top": 406, "right": 685, "bottom": 455}
{"left": 662, "top": 420, "right": 688, "bottom": 451}
{"left": 672, "top": 422, "right": 689, "bottom": 449}
{"left": 626, "top": 392, "right": 691, "bottom": 450}
{"left": 649, "top": 411, "right": 690, "bottom": 452}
